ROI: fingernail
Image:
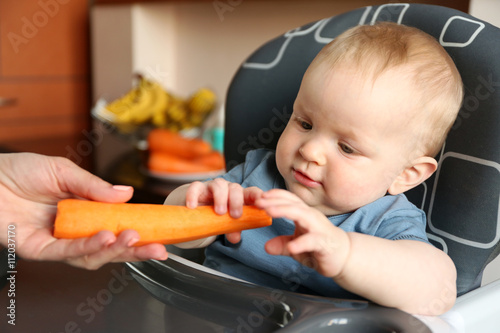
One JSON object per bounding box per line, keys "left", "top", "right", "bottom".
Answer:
{"left": 230, "top": 208, "right": 242, "bottom": 218}
{"left": 155, "top": 253, "right": 168, "bottom": 261}
{"left": 113, "top": 185, "right": 133, "bottom": 191}
{"left": 127, "top": 237, "right": 140, "bottom": 247}
{"left": 216, "top": 205, "right": 226, "bottom": 215}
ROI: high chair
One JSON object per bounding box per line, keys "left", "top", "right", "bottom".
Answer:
{"left": 127, "top": 3, "right": 500, "bottom": 332}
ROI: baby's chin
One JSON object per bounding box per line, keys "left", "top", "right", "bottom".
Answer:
{"left": 299, "top": 194, "right": 353, "bottom": 216}
{"left": 314, "top": 197, "right": 362, "bottom": 216}
{"left": 318, "top": 206, "right": 355, "bottom": 217}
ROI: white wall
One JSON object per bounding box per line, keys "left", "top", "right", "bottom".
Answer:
{"left": 91, "top": 0, "right": 390, "bottom": 102}
{"left": 470, "top": 0, "right": 500, "bottom": 27}
{"left": 131, "top": 4, "right": 178, "bottom": 93}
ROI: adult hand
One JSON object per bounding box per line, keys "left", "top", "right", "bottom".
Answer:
{"left": 0, "top": 153, "right": 168, "bottom": 270}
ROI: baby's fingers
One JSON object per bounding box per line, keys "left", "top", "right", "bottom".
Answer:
{"left": 227, "top": 182, "right": 244, "bottom": 218}
{"left": 206, "top": 178, "right": 232, "bottom": 215}
{"left": 267, "top": 233, "right": 329, "bottom": 258}
{"left": 243, "top": 186, "right": 264, "bottom": 205}
{"left": 261, "top": 189, "right": 304, "bottom": 203}
{"left": 287, "top": 233, "right": 329, "bottom": 256}
{"left": 225, "top": 231, "right": 242, "bottom": 244}
{"left": 185, "top": 181, "right": 210, "bottom": 208}
{"left": 265, "top": 235, "right": 295, "bottom": 256}
{"left": 256, "top": 190, "right": 307, "bottom": 212}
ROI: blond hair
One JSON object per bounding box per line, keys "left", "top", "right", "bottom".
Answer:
{"left": 310, "top": 22, "right": 463, "bottom": 157}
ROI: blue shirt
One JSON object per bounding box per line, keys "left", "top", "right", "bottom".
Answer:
{"left": 204, "top": 149, "right": 430, "bottom": 299}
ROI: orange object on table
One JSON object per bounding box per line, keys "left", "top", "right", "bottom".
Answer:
{"left": 147, "top": 128, "right": 225, "bottom": 173}
{"left": 148, "top": 128, "right": 212, "bottom": 159}
{"left": 148, "top": 151, "right": 223, "bottom": 173}
{"left": 54, "top": 199, "right": 272, "bottom": 246}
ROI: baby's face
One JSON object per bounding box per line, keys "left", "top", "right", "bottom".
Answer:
{"left": 276, "top": 62, "right": 418, "bottom": 215}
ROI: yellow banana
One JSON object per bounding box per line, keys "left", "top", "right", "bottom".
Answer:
{"left": 127, "top": 79, "right": 157, "bottom": 124}
{"left": 152, "top": 105, "right": 169, "bottom": 127}
{"left": 104, "top": 80, "right": 147, "bottom": 124}
{"left": 104, "top": 77, "right": 156, "bottom": 124}
{"left": 133, "top": 80, "right": 168, "bottom": 124}
{"left": 106, "top": 89, "right": 138, "bottom": 118}
{"left": 188, "top": 113, "right": 204, "bottom": 127}
{"left": 103, "top": 76, "right": 216, "bottom": 132}
{"left": 167, "top": 101, "right": 187, "bottom": 122}
{"left": 188, "top": 88, "right": 216, "bottom": 115}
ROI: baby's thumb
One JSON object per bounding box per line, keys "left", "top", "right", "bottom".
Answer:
{"left": 265, "top": 235, "right": 293, "bottom": 256}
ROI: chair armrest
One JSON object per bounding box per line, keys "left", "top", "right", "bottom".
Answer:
{"left": 448, "top": 279, "right": 500, "bottom": 333}
{"left": 424, "top": 279, "right": 500, "bottom": 333}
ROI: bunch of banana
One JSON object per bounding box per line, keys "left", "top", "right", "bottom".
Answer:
{"left": 103, "top": 75, "right": 216, "bottom": 133}
{"left": 152, "top": 87, "right": 217, "bottom": 132}
{"left": 105, "top": 76, "right": 169, "bottom": 126}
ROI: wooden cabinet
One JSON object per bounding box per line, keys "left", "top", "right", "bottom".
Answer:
{"left": 92, "top": 0, "right": 469, "bottom": 12}
{"left": 0, "top": 0, "right": 92, "bottom": 169}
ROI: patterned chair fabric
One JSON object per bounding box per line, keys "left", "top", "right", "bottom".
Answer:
{"left": 225, "top": 3, "right": 500, "bottom": 296}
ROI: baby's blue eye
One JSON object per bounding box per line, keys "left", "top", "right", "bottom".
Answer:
{"left": 339, "top": 143, "right": 354, "bottom": 154}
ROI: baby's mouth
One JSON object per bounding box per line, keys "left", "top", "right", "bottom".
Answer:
{"left": 293, "top": 169, "right": 322, "bottom": 188}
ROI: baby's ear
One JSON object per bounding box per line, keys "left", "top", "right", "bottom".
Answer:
{"left": 388, "top": 157, "right": 438, "bottom": 195}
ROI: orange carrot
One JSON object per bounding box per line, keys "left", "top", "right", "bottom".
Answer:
{"left": 148, "top": 151, "right": 222, "bottom": 173}
{"left": 54, "top": 199, "right": 272, "bottom": 246}
{"left": 148, "top": 129, "right": 212, "bottom": 159}
{"left": 193, "top": 151, "right": 225, "bottom": 170}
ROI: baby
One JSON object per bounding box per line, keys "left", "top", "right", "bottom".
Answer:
{"left": 165, "top": 22, "right": 463, "bottom": 315}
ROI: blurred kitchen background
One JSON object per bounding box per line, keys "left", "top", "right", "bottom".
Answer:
{"left": 1, "top": 0, "right": 486, "bottom": 172}
{"left": 0, "top": 0, "right": 499, "bottom": 282}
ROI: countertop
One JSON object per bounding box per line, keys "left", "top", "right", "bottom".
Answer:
{"left": 0, "top": 259, "right": 170, "bottom": 333}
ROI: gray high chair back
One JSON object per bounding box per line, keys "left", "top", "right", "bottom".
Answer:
{"left": 127, "top": 4, "right": 500, "bottom": 332}
{"left": 225, "top": 3, "right": 500, "bottom": 297}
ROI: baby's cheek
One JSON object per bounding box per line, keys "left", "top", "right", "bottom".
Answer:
{"left": 275, "top": 149, "right": 290, "bottom": 175}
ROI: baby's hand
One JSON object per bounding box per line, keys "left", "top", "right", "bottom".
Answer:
{"left": 256, "top": 189, "right": 350, "bottom": 278}
{"left": 185, "top": 179, "right": 263, "bottom": 243}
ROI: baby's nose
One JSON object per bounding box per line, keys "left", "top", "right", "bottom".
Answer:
{"left": 299, "top": 142, "right": 327, "bottom": 166}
